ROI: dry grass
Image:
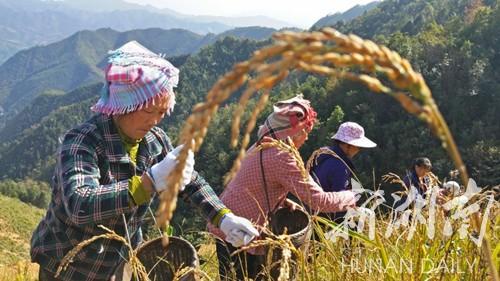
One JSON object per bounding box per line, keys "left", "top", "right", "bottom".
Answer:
{"left": 147, "top": 27, "right": 497, "bottom": 280}
{"left": 6, "top": 188, "right": 498, "bottom": 280}
{"left": 232, "top": 228, "right": 300, "bottom": 281}
{"left": 308, "top": 191, "right": 500, "bottom": 281}
{"left": 197, "top": 190, "right": 499, "bottom": 281}
{"left": 56, "top": 225, "right": 149, "bottom": 281}
{"left": 189, "top": 190, "right": 498, "bottom": 280}
{"left": 382, "top": 172, "right": 409, "bottom": 193}
{"left": 0, "top": 261, "right": 38, "bottom": 281}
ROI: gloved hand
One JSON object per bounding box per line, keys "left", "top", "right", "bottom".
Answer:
{"left": 356, "top": 206, "right": 374, "bottom": 217}
{"left": 149, "top": 144, "right": 194, "bottom": 192}
{"left": 443, "top": 181, "right": 460, "bottom": 196}
{"left": 219, "top": 213, "right": 259, "bottom": 247}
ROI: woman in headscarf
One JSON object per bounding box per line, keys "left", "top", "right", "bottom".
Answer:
{"left": 31, "top": 41, "right": 258, "bottom": 281}
{"left": 208, "top": 95, "right": 356, "bottom": 280}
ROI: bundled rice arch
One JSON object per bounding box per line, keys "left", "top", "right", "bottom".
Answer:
{"left": 155, "top": 28, "right": 498, "bottom": 280}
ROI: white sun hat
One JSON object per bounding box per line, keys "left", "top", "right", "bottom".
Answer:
{"left": 331, "top": 121, "right": 377, "bottom": 148}
{"left": 443, "top": 181, "right": 460, "bottom": 196}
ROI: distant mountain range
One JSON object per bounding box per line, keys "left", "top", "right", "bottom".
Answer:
{"left": 0, "top": 0, "right": 292, "bottom": 64}
{"left": 0, "top": 26, "right": 277, "bottom": 120}
{"left": 0, "top": 37, "right": 268, "bottom": 180}
{"left": 312, "top": 1, "right": 380, "bottom": 29}
{"left": 1, "top": 0, "right": 499, "bottom": 189}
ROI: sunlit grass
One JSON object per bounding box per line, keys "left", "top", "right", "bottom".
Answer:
{"left": 197, "top": 190, "right": 498, "bottom": 280}
{"left": 3, "top": 186, "right": 498, "bottom": 281}
{"left": 0, "top": 262, "right": 38, "bottom": 281}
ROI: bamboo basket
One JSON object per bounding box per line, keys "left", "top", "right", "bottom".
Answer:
{"left": 136, "top": 236, "right": 199, "bottom": 281}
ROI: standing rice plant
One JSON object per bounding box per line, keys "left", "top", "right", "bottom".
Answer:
{"left": 155, "top": 27, "right": 499, "bottom": 280}
{"left": 252, "top": 137, "right": 309, "bottom": 181}
{"left": 305, "top": 189, "right": 498, "bottom": 281}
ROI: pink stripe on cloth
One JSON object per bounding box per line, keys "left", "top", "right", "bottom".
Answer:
{"left": 92, "top": 41, "right": 179, "bottom": 115}
{"left": 257, "top": 95, "right": 317, "bottom": 140}
{"left": 208, "top": 142, "right": 355, "bottom": 255}
{"left": 106, "top": 65, "right": 144, "bottom": 84}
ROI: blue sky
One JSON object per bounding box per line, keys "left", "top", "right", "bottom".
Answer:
{"left": 124, "top": 0, "right": 379, "bottom": 28}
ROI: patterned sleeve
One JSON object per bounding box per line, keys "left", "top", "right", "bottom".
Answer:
{"left": 155, "top": 128, "right": 227, "bottom": 222}
{"left": 276, "top": 150, "right": 356, "bottom": 213}
{"left": 180, "top": 171, "right": 227, "bottom": 222}
{"left": 57, "top": 126, "right": 131, "bottom": 225}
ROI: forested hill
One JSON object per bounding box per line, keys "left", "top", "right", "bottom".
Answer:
{"left": 340, "top": 0, "right": 498, "bottom": 38}
{"left": 312, "top": 1, "right": 380, "bottom": 29}
{"left": 0, "top": 37, "right": 269, "bottom": 182}
{"left": 1, "top": 0, "right": 499, "bottom": 208}
{"left": 0, "top": 27, "right": 277, "bottom": 120}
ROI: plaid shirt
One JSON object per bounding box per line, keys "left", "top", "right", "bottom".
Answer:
{"left": 208, "top": 141, "right": 355, "bottom": 254}
{"left": 31, "top": 113, "right": 226, "bottom": 280}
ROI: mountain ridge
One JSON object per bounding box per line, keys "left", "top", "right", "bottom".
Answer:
{"left": 0, "top": 0, "right": 292, "bottom": 63}
{"left": 312, "top": 1, "right": 380, "bottom": 29}
{"left": 0, "top": 26, "right": 276, "bottom": 119}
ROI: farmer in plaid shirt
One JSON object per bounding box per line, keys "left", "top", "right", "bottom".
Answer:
{"left": 30, "top": 41, "right": 258, "bottom": 281}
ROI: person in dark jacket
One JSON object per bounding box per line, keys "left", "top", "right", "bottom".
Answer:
{"left": 309, "top": 121, "right": 377, "bottom": 221}
{"left": 403, "top": 157, "right": 437, "bottom": 196}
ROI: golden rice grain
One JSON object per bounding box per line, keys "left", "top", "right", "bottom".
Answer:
{"left": 153, "top": 27, "right": 497, "bottom": 281}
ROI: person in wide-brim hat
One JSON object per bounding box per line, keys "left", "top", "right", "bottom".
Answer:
{"left": 309, "top": 121, "right": 377, "bottom": 221}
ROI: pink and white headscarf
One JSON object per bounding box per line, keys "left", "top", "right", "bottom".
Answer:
{"left": 91, "top": 41, "right": 179, "bottom": 115}
{"left": 257, "top": 95, "right": 317, "bottom": 140}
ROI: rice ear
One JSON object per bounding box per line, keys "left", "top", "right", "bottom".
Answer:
{"left": 154, "top": 28, "right": 498, "bottom": 281}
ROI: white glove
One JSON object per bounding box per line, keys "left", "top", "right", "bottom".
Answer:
{"left": 443, "top": 181, "right": 460, "bottom": 196}
{"left": 356, "top": 206, "right": 374, "bottom": 217}
{"left": 351, "top": 178, "right": 364, "bottom": 195}
{"left": 219, "top": 213, "right": 259, "bottom": 247}
{"left": 149, "top": 145, "right": 194, "bottom": 192}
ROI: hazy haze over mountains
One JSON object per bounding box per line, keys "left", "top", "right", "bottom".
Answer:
{"left": 0, "top": 26, "right": 277, "bottom": 120}
{"left": 0, "top": 0, "right": 385, "bottom": 119}
{"left": 0, "top": 0, "right": 292, "bottom": 64}
{"left": 312, "top": 1, "right": 380, "bottom": 29}
{"left": 0, "top": 0, "right": 380, "bottom": 64}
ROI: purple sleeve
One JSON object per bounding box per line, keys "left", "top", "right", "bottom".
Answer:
{"left": 311, "top": 157, "right": 350, "bottom": 192}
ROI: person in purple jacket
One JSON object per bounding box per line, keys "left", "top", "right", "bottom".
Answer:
{"left": 309, "top": 121, "right": 377, "bottom": 222}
